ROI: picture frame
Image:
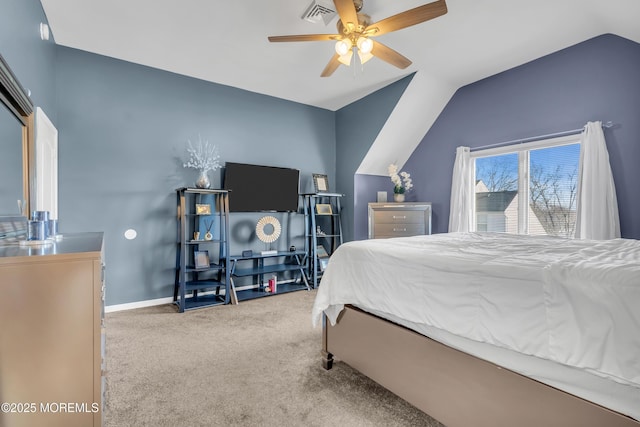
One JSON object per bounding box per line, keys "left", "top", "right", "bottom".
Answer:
{"left": 194, "top": 250, "right": 210, "bottom": 269}
{"left": 316, "top": 203, "right": 333, "bottom": 215}
{"left": 312, "top": 173, "right": 329, "bottom": 193}
{"left": 195, "top": 203, "right": 211, "bottom": 215}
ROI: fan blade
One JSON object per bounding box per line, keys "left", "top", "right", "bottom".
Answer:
{"left": 268, "top": 34, "right": 340, "bottom": 42}
{"left": 321, "top": 54, "right": 341, "bottom": 77}
{"left": 371, "top": 40, "right": 412, "bottom": 69}
{"left": 333, "top": 0, "right": 359, "bottom": 33}
{"left": 365, "top": 0, "right": 447, "bottom": 37}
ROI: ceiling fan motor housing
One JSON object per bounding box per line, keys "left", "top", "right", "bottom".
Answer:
{"left": 336, "top": 12, "right": 372, "bottom": 37}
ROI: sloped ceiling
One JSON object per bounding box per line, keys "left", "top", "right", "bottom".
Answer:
{"left": 40, "top": 0, "right": 640, "bottom": 112}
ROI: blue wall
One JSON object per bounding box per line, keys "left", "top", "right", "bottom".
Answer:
{"left": 55, "top": 47, "right": 335, "bottom": 305}
{"left": 0, "top": 0, "right": 56, "bottom": 116}
{"left": 0, "top": 0, "right": 57, "bottom": 216}
{"left": 335, "top": 75, "right": 413, "bottom": 241}
{"left": 357, "top": 34, "right": 640, "bottom": 240}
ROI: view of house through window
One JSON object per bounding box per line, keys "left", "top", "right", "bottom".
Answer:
{"left": 473, "top": 138, "right": 580, "bottom": 237}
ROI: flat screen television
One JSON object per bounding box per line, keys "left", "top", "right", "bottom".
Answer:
{"left": 223, "top": 162, "right": 300, "bottom": 212}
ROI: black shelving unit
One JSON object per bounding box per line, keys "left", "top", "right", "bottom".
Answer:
{"left": 174, "top": 188, "right": 230, "bottom": 312}
{"left": 228, "top": 250, "right": 310, "bottom": 303}
{"left": 302, "top": 193, "right": 344, "bottom": 288}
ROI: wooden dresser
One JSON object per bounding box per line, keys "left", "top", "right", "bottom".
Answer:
{"left": 368, "top": 203, "right": 432, "bottom": 239}
{"left": 0, "top": 232, "right": 105, "bottom": 427}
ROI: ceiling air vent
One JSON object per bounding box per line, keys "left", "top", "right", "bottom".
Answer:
{"left": 301, "top": 0, "right": 336, "bottom": 25}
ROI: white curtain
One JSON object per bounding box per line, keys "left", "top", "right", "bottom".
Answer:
{"left": 449, "top": 146, "right": 474, "bottom": 232}
{"left": 575, "top": 121, "right": 621, "bottom": 240}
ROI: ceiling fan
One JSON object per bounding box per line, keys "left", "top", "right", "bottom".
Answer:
{"left": 268, "top": 0, "right": 448, "bottom": 77}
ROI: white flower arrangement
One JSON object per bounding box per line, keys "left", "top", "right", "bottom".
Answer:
{"left": 388, "top": 163, "right": 413, "bottom": 194}
{"left": 183, "top": 136, "right": 221, "bottom": 173}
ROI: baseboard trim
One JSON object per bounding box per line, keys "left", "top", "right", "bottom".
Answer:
{"left": 105, "top": 296, "right": 174, "bottom": 313}
{"left": 105, "top": 279, "right": 300, "bottom": 313}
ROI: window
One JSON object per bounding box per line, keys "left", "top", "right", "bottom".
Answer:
{"left": 472, "top": 135, "right": 580, "bottom": 237}
{"left": 476, "top": 213, "right": 488, "bottom": 232}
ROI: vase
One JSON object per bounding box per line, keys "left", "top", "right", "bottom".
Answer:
{"left": 195, "top": 170, "right": 210, "bottom": 189}
{"left": 393, "top": 193, "right": 405, "bottom": 203}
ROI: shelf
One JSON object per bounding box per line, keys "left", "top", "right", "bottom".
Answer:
{"left": 230, "top": 250, "right": 305, "bottom": 261}
{"left": 175, "top": 188, "right": 230, "bottom": 311}
{"left": 234, "top": 282, "right": 309, "bottom": 302}
{"left": 183, "top": 279, "right": 225, "bottom": 292}
{"left": 186, "top": 239, "right": 225, "bottom": 244}
{"left": 232, "top": 263, "right": 304, "bottom": 277}
{"left": 184, "top": 263, "right": 224, "bottom": 273}
{"left": 303, "top": 193, "right": 343, "bottom": 289}
{"left": 178, "top": 187, "right": 229, "bottom": 195}
{"left": 301, "top": 192, "right": 345, "bottom": 197}
{"left": 227, "top": 249, "right": 310, "bottom": 304}
{"left": 175, "top": 293, "right": 226, "bottom": 311}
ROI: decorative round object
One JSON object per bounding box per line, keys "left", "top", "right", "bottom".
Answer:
{"left": 255, "top": 216, "right": 281, "bottom": 244}
{"left": 204, "top": 231, "right": 213, "bottom": 241}
{"left": 195, "top": 170, "right": 210, "bottom": 189}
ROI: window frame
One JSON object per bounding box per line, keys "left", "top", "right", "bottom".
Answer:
{"left": 470, "top": 133, "right": 581, "bottom": 235}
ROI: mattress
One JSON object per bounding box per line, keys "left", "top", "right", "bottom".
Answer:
{"left": 311, "top": 232, "right": 640, "bottom": 420}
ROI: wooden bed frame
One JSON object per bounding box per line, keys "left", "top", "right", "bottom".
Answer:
{"left": 322, "top": 305, "right": 640, "bottom": 427}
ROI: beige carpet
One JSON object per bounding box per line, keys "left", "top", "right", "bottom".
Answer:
{"left": 104, "top": 289, "right": 445, "bottom": 426}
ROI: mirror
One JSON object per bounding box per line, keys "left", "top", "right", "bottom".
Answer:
{"left": 0, "top": 54, "right": 34, "bottom": 216}
{"left": 0, "top": 103, "right": 24, "bottom": 213}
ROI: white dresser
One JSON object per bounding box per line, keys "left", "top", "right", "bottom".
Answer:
{"left": 368, "top": 203, "right": 432, "bottom": 239}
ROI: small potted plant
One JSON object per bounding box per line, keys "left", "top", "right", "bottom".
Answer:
{"left": 388, "top": 163, "right": 413, "bottom": 202}
{"left": 183, "top": 136, "right": 221, "bottom": 189}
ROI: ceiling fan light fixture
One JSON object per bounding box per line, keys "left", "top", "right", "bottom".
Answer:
{"left": 357, "top": 50, "right": 373, "bottom": 65}
{"left": 337, "top": 49, "right": 353, "bottom": 66}
{"left": 356, "top": 37, "right": 373, "bottom": 54}
{"left": 335, "top": 39, "right": 352, "bottom": 56}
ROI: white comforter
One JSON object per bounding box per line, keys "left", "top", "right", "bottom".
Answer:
{"left": 311, "top": 232, "right": 640, "bottom": 388}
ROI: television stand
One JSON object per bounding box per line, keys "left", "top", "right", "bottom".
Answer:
{"left": 228, "top": 250, "right": 310, "bottom": 304}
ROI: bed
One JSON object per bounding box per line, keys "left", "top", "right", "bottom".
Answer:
{"left": 311, "top": 232, "right": 640, "bottom": 427}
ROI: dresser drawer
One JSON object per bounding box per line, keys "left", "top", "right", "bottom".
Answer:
{"left": 368, "top": 202, "right": 432, "bottom": 239}
{"left": 373, "top": 223, "right": 426, "bottom": 238}
{"left": 374, "top": 210, "right": 425, "bottom": 224}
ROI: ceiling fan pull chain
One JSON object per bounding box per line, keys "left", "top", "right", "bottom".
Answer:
{"left": 352, "top": 47, "right": 357, "bottom": 78}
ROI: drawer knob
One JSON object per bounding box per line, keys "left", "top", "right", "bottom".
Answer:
{"left": 392, "top": 215, "right": 407, "bottom": 219}
{"left": 393, "top": 228, "right": 407, "bottom": 232}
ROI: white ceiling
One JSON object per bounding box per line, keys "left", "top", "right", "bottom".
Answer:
{"left": 40, "top": 0, "right": 640, "bottom": 112}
